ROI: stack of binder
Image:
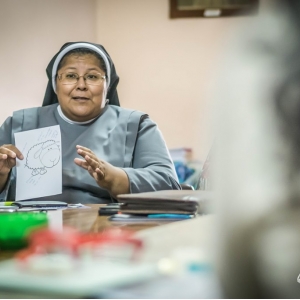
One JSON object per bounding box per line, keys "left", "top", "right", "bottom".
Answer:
{"left": 110, "top": 190, "right": 213, "bottom": 222}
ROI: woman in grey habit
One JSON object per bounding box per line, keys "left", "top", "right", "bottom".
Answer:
{"left": 0, "top": 42, "right": 180, "bottom": 203}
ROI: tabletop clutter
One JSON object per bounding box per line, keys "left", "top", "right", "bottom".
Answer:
{"left": 0, "top": 203, "right": 143, "bottom": 260}
{"left": 0, "top": 190, "right": 213, "bottom": 251}
{"left": 111, "top": 189, "right": 213, "bottom": 222}
{"left": 0, "top": 190, "right": 214, "bottom": 297}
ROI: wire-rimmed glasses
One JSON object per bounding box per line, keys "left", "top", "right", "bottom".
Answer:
{"left": 57, "top": 72, "right": 106, "bottom": 85}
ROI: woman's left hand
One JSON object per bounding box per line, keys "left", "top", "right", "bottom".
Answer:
{"left": 74, "top": 145, "right": 129, "bottom": 197}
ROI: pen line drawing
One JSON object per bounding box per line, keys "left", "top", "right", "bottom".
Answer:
{"left": 25, "top": 140, "right": 61, "bottom": 176}
{"left": 26, "top": 175, "right": 42, "bottom": 186}
{"left": 21, "top": 142, "right": 28, "bottom": 155}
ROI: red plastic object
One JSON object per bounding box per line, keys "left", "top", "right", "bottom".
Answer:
{"left": 15, "top": 227, "right": 143, "bottom": 263}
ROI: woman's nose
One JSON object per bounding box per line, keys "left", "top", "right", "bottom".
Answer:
{"left": 76, "top": 77, "right": 88, "bottom": 90}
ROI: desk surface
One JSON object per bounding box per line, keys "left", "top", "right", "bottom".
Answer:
{"left": 62, "top": 204, "right": 213, "bottom": 264}
{"left": 63, "top": 204, "right": 166, "bottom": 233}
{"left": 0, "top": 204, "right": 168, "bottom": 262}
{"left": 0, "top": 205, "right": 216, "bottom": 298}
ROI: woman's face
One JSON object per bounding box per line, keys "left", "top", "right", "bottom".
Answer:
{"left": 56, "top": 54, "right": 107, "bottom": 122}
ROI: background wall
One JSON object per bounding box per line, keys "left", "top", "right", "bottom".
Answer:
{"left": 0, "top": 0, "right": 96, "bottom": 120}
{"left": 0, "top": 0, "right": 256, "bottom": 161}
{"left": 95, "top": 0, "right": 256, "bottom": 161}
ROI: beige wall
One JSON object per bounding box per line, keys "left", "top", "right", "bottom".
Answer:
{"left": 0, "top": 0, "right": 257, "bottom": 161}
{"left": 95, "top": 0, "right": 254, "bottom": 161}
{"left": 0, "top": 0, "right": 96, "bottom": 122}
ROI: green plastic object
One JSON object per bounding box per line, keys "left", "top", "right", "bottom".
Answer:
{"left": 0, "top": 212, "right": 48, "bottom": 250}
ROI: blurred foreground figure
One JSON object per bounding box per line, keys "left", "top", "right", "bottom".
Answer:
{"left": 213, "top": 0, "right": 300, "bottom": 298}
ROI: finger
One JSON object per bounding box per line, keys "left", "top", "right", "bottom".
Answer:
{"left": 90, "top": 167, "right": 105, "bottom": 181}
{"left": 12, "top": 148, "right": 24, "bottom": 160}
{"left": 0, "top": 145, "right": 23, "bottom": 160}
{"left": 6, "top": 157, "right": 16, "bottom": 169}
{"left": 96, "top": 168, "right": 105, "bottom": 179}
{"left": 74, "top": 158, "right": 89, "bottom": 170}
{"left": 0, "top": 157, "right": 16, "bottom": 170}
{"left": 76, "top": 145, "right": 94, "bottom": 154}
{"left": 0, "top": 153, "right": 8, "bottom": 160}
{"left": 87, "top": 166, "right": 98, "bottom": 180}
{"left": 84, "top": 155, "right": 100, "bottom": 170}
{"left": 77, "top": 149, "right": 96, "bottom": 161}
{"left": 0, "top": 147, "right": 16, "bottom": 158}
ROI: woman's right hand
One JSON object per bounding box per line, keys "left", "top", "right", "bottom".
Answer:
{"left": 0, "top": 144, "right": 23, "bottom": 176}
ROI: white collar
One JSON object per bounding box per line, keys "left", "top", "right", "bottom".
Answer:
{"left": 57, "top": 105, "right": 97, "bottom": 125}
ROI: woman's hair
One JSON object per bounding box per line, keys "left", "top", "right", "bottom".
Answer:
{"left": 57, "top": 48, "right": 107, "bottom": 76}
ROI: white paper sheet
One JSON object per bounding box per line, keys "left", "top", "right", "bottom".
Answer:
{"left": 14, "top": 125, "right": 62, "bottom": 200}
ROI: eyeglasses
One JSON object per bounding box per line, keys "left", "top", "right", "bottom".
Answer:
{"left": 57, "top": 72, "right": 106, "bottom": 86}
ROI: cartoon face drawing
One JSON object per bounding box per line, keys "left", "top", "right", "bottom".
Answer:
{"left": 26, "top": 140, "right": 61, "bottom": 176}
{"left": 37, "top": 140, "right": 60, "bottom": 168}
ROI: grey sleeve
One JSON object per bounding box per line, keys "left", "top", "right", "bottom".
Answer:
{"left": 123, "top": 116, "right": 181, "bottom": 193}
{"left": 0, "top": 116, "right": 15, "bottom": 201}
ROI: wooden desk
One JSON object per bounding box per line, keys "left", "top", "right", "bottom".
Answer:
{"left": 62, "top": 204, "right": 214, "bottom": 262}
{"left": 0, "top": 205, "right": 215, "bottom": 298}
{"left": 1, "top": 205, "right": 214, "bottom": 264}
{"left": 0, "top": 204, "right": 187, "bottom": 262}
{"left": 63, "top": 204, "right": 164, "bottom": 233}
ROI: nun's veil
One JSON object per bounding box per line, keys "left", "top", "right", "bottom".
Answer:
{"left": 42, "top": 42, "right": 120, "bottom": 107}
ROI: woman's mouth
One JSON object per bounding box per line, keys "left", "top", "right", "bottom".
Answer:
{"left": 72, "top": 97, "right": 89, "bottom": 101}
